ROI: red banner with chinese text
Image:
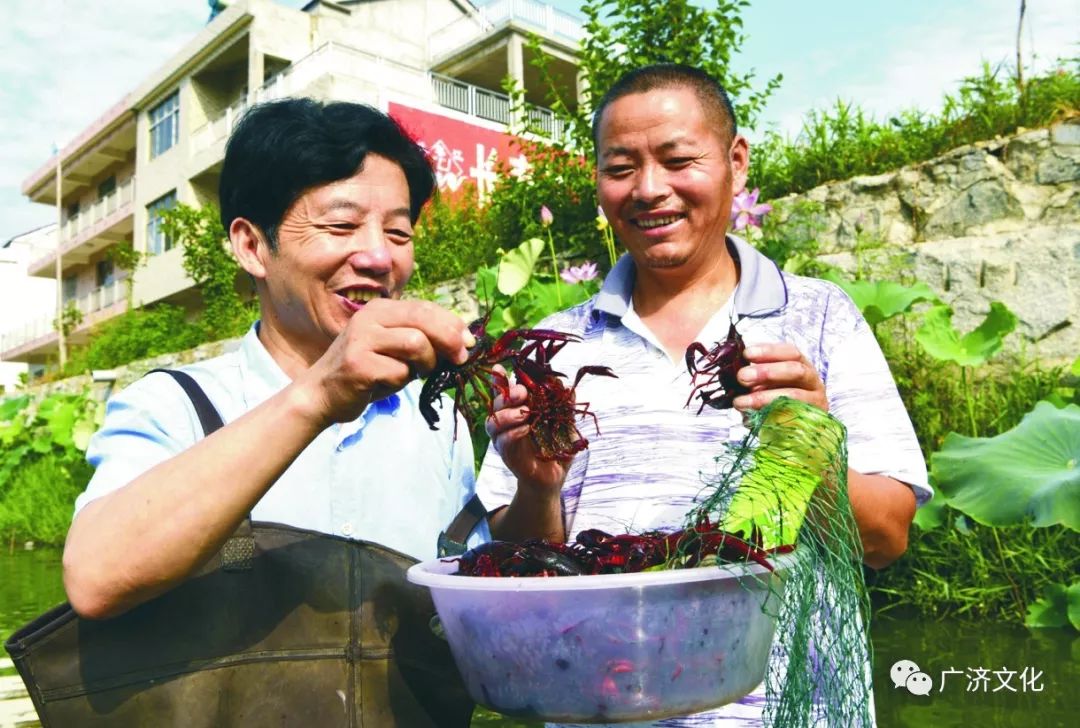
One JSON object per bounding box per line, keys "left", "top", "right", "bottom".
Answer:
{"left": 388, "top": 102, "right": 533, "bottom": 201}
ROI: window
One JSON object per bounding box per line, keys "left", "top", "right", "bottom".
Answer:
{"left": 146, "top": 191, "right": 177, "bottom": 256}
{"left": 62, "top": 275, "right": 78, "bottom": 303}
{"left": 97, "top": 176, "right": 116, "bottom": 199}
{"left": 66, "top": 202, "right": 80, "bottom": 220}
{"left": 96, "top": 259, "right": 116, "bottom": 287}
{"left": 149, "top": 92, "right": 180, "bottom": 158}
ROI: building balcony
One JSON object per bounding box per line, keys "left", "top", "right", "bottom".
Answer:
{"left": 0, "top": 278, "right": 126, "bottom": 363}
{"left": 28, "top": 177, "right": 135, "bottom": 278}
{"left": 428, "top": 0, "right": 584, "bottom": 63}
{"left": 189, "top": 41, "right": 569, "bottom": 162}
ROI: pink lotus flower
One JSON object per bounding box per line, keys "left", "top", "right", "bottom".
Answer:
{"left": 560, "top": 261, "right": 599, "bottom": 284}
{"left": 540, "top": 205, "right": 554, "bottom": 227}
{"left": 730, "top": 188, "right": 772, "bottom": 230}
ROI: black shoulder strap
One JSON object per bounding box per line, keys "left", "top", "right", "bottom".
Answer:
{"left": 437, "top": 493, "right": 488, "bottom": 557}
{"left": 146, "top": 368, "right": 252, "bottom": 570}
{"left": 147, "top": 368, "right": 225, "bottom": 436}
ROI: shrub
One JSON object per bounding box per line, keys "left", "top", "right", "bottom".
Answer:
{"left": 64, "top": 305, "right": 204, "bottom": 374}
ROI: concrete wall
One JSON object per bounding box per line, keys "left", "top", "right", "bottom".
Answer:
{"left": 770, "top": 119, "right": 1080, "bottom": 362}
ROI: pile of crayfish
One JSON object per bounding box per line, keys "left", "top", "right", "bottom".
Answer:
{"left": 454, "top": 520, "right": 794, "bottom": 577}
{"left": 420, "top": 314, "right": 615, "bottom": 461}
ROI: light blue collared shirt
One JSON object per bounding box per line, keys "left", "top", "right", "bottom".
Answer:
{"left": 79, "top": 324, "right": 488, "bottom": 560}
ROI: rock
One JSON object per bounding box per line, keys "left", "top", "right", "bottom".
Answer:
{"left": 821, "top": 224, "right": 1080, "bottom": 362}
{"left": 1050, "top": 121, "right": 1080, "bottom": 146}
{"left": 923, "top": 179, "right": 1024, "bottom": 239}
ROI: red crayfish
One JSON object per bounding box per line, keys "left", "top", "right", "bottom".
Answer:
{"left": 685, "top": 322, "right": 751, "bottom": 413}
{"left": 513, "top": 343, "right": 616, "bottom": 461}
{"left": 454, "top": 521, "right": 790, "bottom": 577}
{"left": 420, "top": 314, "right": 616, "bottom": 461}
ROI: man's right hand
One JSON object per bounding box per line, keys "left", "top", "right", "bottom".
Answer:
{"left": 300, "top": 299, "right": 474, "bottom": 427}
{"left": 485, "top": 377, "right": 569, "bottom": 542}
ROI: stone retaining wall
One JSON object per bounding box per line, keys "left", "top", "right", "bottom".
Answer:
{"left": 775, "top": 119, "right": 1080, "bottom": 361}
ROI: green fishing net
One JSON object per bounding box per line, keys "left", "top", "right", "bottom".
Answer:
{"left": 686, "top": 396, "right": 873, "bottom": 727}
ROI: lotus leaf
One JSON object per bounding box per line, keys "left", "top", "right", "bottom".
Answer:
{"left": 0, "top": 395, "right": 29, "bottom": 421}
{"left": 496, "top": 237, "right": 544, "bottom": 296}
{"left": 911, "top": 493, "right": 948, "bottom": 531}
{"left": 930, "top": 402, "right": 1080, "bottom": 530}
{"left": 915, "top": 302, "right": 1017, "bottom": 367}
{"left": 822, "top": 274, "right": 939, "bottom": 328}
{"left": 1026, "top": 582, "right": 1080, "bottom": 630}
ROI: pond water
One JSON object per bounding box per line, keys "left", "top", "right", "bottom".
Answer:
{"left": 2, "top": 548, "right": 1076, "bottom": 727}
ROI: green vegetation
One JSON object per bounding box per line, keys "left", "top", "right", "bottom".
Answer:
{"left": 64, "top": 304, "right": 205, "bottom": 373}
{"left": 752, "top": 60, "right": 1080, "bottom": 199}
{"left": 0, "top": 393, "right": 98, "bottom": 545}
{"left": 159, "top": 203, "right": 256, "bottom": 339}
{"left": 829, "top": 280, "right": 1080, "bottom": 629}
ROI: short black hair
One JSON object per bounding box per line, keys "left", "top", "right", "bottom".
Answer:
{"left": 219, "top": 99, "right": 435, "bottom": 248}
{"left": 591, "top": 64, "right": 737, "bottom": 151}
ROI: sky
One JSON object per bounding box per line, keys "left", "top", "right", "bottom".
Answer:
{"left": 1, "top": 0, "right": 1077, "bottom": 247}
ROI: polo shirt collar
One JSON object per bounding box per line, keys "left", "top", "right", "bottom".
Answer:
{"left": 594, "top": 234, "right": 788, "bottom": 321}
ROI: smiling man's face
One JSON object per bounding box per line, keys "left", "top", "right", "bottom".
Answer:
{"left": 595, "top": 85, "right": 748, "bottom": 274}
{"left": 256, "top": 154, "right": 415, "bottom": 360}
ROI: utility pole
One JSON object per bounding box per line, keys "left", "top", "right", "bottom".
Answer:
{"left": 54, "top": 146, "right": 66, "bottom": 368}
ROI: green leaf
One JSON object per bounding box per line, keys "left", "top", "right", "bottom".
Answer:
{"left": 1026, "top": 583, "right": 1070, "bottom": 629}
{"left": 912, "top": 494, "right": 948, "bottom": 531}
{"left": 930, "top": 402, "right": 1080, "bottom": 530}
{"left": 0, "top": 414, "right": 26, "bottom": 446}
{"left": 72, "top": 416, "right": 97, "bottom": 452}
{"left": 45, "top": 401, "right": 78, "bottom": 450}
{"left": 1069, "top": 582, "right": 1080, "bottom": 631}
{"left": 497, "top": 237, "right": 545, "bottom": 296}
{"left": 822, "top": 273, "right": 939, "bottom": 328}
{"left": 1070, "top": 356, "right": 1080, "bottom": 378}
{"left": 915, "top": 302, "right": 1017, "bottom": 367}
{"left": 0, "top": 395, "right": 29, "bottom": 422}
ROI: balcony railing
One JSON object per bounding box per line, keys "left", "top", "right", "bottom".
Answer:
{"left": 61, "top": 177, "right": 135, "bottom": 246}
{"left": 0, "top": 314, "right": 53, "bottom": 355}
{"left": 73, "top": 278, "right": 126, "bottom": 318}
{"left": 431, "top": 73, "right": 569, "bottom": 139}
{"left": 428, "top": 0, "right": 584, "bottom": 61}
{"left": 0, "top": 279, "right": 126, "bottom": 355}
{"left": 29, "top": 177, "right": 136, "bottom": 274}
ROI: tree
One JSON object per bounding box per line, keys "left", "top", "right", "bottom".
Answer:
{"left": 159, "top": 204, "right": 255, "bottom": 340}
{"left": 516, "top": 0, "right": 782, "bottom": 150}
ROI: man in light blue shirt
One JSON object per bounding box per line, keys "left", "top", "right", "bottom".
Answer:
{"left": 64, "top": 99, "right": 486, "bottom": 621}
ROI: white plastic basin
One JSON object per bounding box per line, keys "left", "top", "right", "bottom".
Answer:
{"left": 407, "top": 552, "right": 794, "bottom": 723}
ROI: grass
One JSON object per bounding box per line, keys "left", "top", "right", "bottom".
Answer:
{"left": 0, "top": 454, "right": 93, "bottom": 545}
{"left": 866, "top": 319, "right": 1077, "bottom": 623}
{"left": 751, "top": 61, "right": 1080, "bottom": 200}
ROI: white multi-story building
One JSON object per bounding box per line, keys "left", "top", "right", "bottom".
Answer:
{"left": 3, "top": 0, "right": 582, "bottom": 367}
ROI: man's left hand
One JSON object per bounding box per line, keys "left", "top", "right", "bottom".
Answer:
{"left": 732, "top": 342, "right": 828, "bottom": 412}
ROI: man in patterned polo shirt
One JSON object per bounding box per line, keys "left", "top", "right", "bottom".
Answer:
{"left": 476, "top": 64, "right": 930, "bottom": 727}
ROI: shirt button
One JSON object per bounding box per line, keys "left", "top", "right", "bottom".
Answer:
{"left": 341, "top": 522, "right": 353, "bottom": 536}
